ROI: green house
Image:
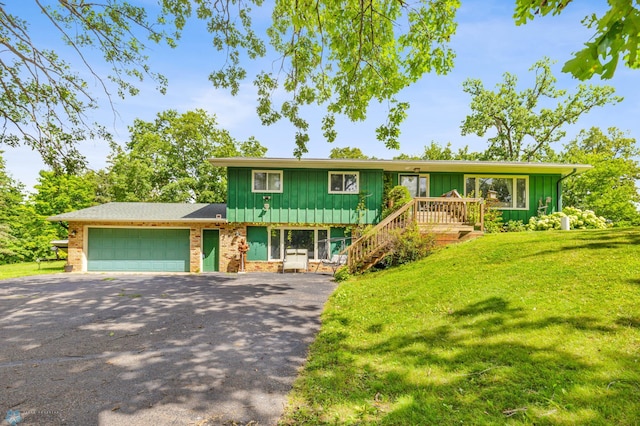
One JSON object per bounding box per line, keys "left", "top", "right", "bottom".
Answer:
{"left": 212, "top": 158, "right": 591, "bottom": 272}
{"left": 50, "top": 157, "right": 590, "bottom": 274}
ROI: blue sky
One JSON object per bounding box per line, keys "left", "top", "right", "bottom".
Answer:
{"left": 4, "top": 0, "right": 639, "bottom": 190}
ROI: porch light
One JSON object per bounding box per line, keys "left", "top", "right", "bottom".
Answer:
{"left": 263, "top": 195, "right": 271, "bottom": 210}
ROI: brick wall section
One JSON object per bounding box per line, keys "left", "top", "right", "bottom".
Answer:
{"left": 220, "top": 225, "right": 245, "bottom": 273}
{"left": 66, "top": 223, "right": 84, "bottom": 272}
{"left": 190, "top": 225, "right": 202, "bottom": 272}
{"left": 245, "top": 261, "right": 280, "bottom": 273}
{"left": 245, "top": 261, "right": 336, "bottom": 275}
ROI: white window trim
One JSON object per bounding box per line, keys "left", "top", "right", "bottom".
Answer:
{"left": 267, "top": 227, "right": 331, "bottom": 261}
{"left": 252, "top": 170, "right": 283, "bottom": 193}
{"left": 398, "top": 173, "right": 430, "bottom": 198}
{"left": 464, "top": 174, "right": 529, "bottom": 210}
{"left": 328, "top": 171, "right": 360, "bottom": 194}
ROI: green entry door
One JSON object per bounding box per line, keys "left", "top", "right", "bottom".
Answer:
{"left": 88, "top": 228, "right": 190, "bottom": 272}
{"left": 202, "top": 229, "right": 219, "bottom": 272}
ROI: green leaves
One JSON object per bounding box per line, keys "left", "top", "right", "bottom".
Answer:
{"left": 106, "top": 109, "right": 266, "bottom": 203}
{"left": 0, "top": 1, "right": 173, "bottom": 170}
{"left": 561, "top": 127, "right": 640, "bottom": 223}
{"left": 1, "top": 0, "right": 461, "bottom": 161}
{"left": 514, "top": 0, "right": 640, "bottom": 80}
{"left": 262, "top": 0, "right": 459, "bottom": 155}
{"left": 461, "top": 57, "right": 621, "bottom": 161}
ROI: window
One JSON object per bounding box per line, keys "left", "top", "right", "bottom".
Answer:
{"left": 268, "top": 228, "right": 330, "bottom": 261}
{"left": 328, "top": 171, "right": 359, "bottom": 193}
{"left": 465, "top": 175, "right": 528, "bottom": 209}
{"left": 252, "top": 170, "right": 283, "bottom": 193}
{"left": 399, "top": 174, "right": 428, "bottom": 198}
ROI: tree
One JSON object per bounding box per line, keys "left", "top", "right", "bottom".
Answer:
{"left": 561, "top": 127, "right": 640, "bottom": 224}
{"left": 395, "top": 141, "right": 484, "bottom": 160}
{"left": 0, "top": 153, "right": 24, "bottom": 263}
{"left": 106, "top": 109, "right": 266, "bottom": 203}
{"left": 514, "top": 1, "right": 640, "bottom": 80}
{"left": 2, "top": 170, "right": 101, "bottom": 263}
{"left": 329, "top": 147, "right": 371, "bottom": 159}
{"left": 0, "top": 2, "right": 151, "bottom": 170}
{"left": 31, "top": 169, "right": 99, "bottom": 235}
{"left": 461, "top": 58, "right": 621, "bottom": 162}
{"left": 0, "top": 1, "right": 459, "bottom": 166}
{"left": 3, "top": 1, "right": 638, "bottom": 168}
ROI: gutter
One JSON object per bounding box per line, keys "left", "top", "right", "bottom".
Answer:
{"left": 556, "top": 168, "right": 578, "bottom": 212}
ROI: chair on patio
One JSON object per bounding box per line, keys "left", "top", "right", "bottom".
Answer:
{"left": 282, "top": 248, "right": 308, "bottom": 273}
{"left": 316, "top": 254, "right": 347, "bottom": 275}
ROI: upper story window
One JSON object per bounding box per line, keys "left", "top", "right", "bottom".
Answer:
{"left": 252, "top": 170, "right": 283, "bottom": 193}
{"left": 465, "top": 175, "right": 528, "bottom": 210}
{"left": 399, "top": 174, "right": 428, "bottom": 198}
{"left": 328, "top": 171, "right": 359, "bottom": 194}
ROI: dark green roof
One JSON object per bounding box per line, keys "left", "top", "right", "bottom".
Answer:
{"left": 48, "top": 202, "right": 227, "bottom": 223}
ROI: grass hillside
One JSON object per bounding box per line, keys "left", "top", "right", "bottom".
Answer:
{"left": 282, "top": 229, "right": 640, "bottom": 425}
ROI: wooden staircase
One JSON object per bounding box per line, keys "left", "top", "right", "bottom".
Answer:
{"left": 345, "top": 197, "right": 484, "bottom": 273}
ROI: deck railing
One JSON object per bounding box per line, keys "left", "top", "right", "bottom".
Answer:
{"left": 413, "top": 197, "right": 484, "bottom": 229}
{"left": 345, "top": 197, "right": 484, "bottom": 272}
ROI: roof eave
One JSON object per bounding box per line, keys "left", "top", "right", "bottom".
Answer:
{"left": 209, "top": 157, "right": 592, "bottom": 175}
{"left": 47, "top": 217, "right": 228, "bottom": 224}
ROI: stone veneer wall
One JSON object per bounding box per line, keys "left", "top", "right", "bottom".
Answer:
{"left": 244, "top": 260, "right": 335, "bottom": 274}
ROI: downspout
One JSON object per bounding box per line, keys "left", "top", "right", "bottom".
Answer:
{"left": 556, "top": 168, "right": 578, "bottom": 212}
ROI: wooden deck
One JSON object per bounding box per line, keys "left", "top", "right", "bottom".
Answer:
{"left": 413, "top": 197, "right": 484, "bottom": 229}
{"left": 345, "top": 197, "right": 485, "bottom": 272}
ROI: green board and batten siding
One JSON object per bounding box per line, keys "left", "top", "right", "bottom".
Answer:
{"left": 228, "top": 167, "right": 562, "bottom": 237}
{"left": 387, "top": 172, "right": 561, "bottom": 223}
{"left": 87, "top": 228, "right": 190, "bottom": 272}
{"left": 429, "top": 173, "right": 464, "bottom": 197}
{"left": 428, "top": 173, "right": 561, "bottom": 222}
{"left": 227, "top": 168, "right": 383, "bottom": 224}
{"left": 515, "top": 174, "right": 561, "bottom": 222}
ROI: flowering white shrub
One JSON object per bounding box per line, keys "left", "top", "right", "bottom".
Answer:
{"left": 528, "top": 207, "right": 610, "bottom": 231}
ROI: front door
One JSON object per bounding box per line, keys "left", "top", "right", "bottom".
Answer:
{"left": 202, "top": 229, "right": 219, "bottom": 272}
{"left": 400, "top": 174, "right": 428, "bottom": 198}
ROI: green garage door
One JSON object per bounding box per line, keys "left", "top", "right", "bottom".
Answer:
{"left": 88, "top": 228, "right": 190, "bottom": 272}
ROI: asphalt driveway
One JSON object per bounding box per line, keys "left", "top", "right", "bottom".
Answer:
{"left": 0, "top": 273, "right": 336, "bottom": 425}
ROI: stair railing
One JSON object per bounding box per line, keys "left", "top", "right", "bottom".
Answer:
{"left": 345, "top": 199, "right": 416, "bottom": 272}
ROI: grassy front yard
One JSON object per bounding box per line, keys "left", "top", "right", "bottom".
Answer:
{"left": 0, "top": 260, "right": 66, "bottom": 280}
{"left": 282, "top": 229, "right": 640, "bottom": 425}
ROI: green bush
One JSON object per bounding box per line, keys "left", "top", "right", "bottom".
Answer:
{"left": 383, "top": 223, "right": 436, "bottom": 267}
{"left": 382, "top": 185, "right": 412, "bottom": 219}
{"left": 333, "top": 267, "right": 351, "bottom": 282}
{"left": 528, "top": 207, "right": 610, "bottom": 230}
{"left": 483, "top": 207, "right": 504, "bottom": 233}
{"left": 504, "top": 220, "right": 527, "bottom": 232}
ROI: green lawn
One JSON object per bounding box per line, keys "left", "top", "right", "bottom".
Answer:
{"left": 281, "top": 228, "right": 640, "bottom": 425}
{"left": 0, "top": 260, "right": 66, "bottom": 280}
